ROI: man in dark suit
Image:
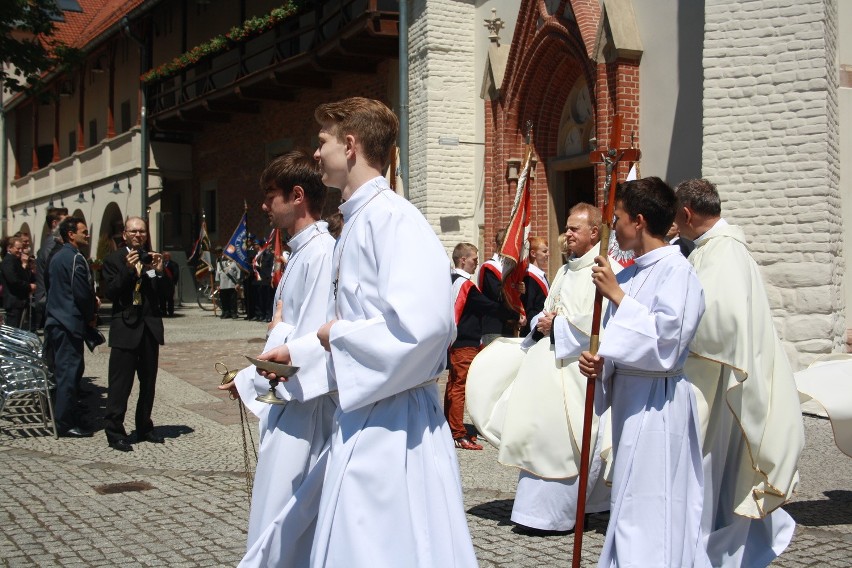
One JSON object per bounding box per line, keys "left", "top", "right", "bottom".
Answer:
{"left": 1, "top": 236, "right": 35, "bottom": 328}
{"left": 242, "top": 236, "right": 257, "bottom": 320}
{"left": 34, "top": 207, "right": 69, "bottom": 330}
{"left": 101, "top": 217, "right": 165, "bottom": 452}
{"left": 160, "top": 251, "right": 180, "bottom": 317}
{"left": 45, "top": 217, "right": 98, "bottom": 437}
{"left": 255, "top": 242, "right": 275, "bottom": 321}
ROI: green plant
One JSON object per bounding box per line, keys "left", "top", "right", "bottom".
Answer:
{"left": 141, "top": 2, "right": 301, "bottom": 83}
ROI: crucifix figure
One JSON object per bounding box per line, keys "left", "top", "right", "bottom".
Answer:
{"left": 589, "top": 118, "right": 641, "bottom": 218}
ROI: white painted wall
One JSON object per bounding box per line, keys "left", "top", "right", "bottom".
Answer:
{"left": 633, "top": 0, "right": 703, "bottom": 184}
{"left": 472, "top": 0, "right": 520, "bottom": 244}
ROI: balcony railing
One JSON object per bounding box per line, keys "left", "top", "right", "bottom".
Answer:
{"left": 147, "top": 0, "right": 398, "bottom": 124}
{"left": 9, "top": 129, "right": 142, "bottom": 207}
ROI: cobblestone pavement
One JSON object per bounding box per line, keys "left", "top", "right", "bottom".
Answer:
{"left": 1, "top": 306, "right": 850, "bottom": 567}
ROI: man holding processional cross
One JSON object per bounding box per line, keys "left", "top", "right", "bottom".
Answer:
{"left": 580, "top": 176, "right": 707, "bottom": 567}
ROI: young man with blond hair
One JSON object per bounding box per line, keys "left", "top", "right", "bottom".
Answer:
{"left": 258, "top": 97, "right": 477, "bottom": 567}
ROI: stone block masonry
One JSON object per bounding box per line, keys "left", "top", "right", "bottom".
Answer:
{"left": 702, "top": 0, "right": 844, "bottom": 368}
{"left": 409, "top": 0, "right": 479, "bottom": 250}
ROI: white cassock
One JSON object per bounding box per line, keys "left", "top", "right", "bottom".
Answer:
{"left": 466, "top": 246, "right": 620, "bottom": 531}
{"left": 233, "top": 221, "right": 338, "bottom": 567}
{"left": 596, "top": 245, "right": 706, "bottom": 568}
{"left": 289, "top": 177, "right": 477, "bottom": 568}
{"left": 684, "top": 219, "right": 803, "bottom": 567}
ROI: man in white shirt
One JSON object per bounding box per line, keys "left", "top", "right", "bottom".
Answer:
{"left": 258, "top": 97, "right": 477, "bottom": 567}
{"left": 215, "top": 249, "right": 240, "bottom": 319}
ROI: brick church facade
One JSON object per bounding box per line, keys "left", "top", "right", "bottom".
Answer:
{"left": 482, "top": 0, "right": 639, "bottom": 260}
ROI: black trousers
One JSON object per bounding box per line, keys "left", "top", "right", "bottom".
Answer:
{"left": 253, "top": 283, "right": 273, "bottom": 319}
{"left": 104, "top": 328, "right": 160, "bottom": 442}
{"left": 4, "top": 306, "right": 25, "bottom": 328}
{"left": 219, "top": 288, "right": 237, "bottom": 316}
{"left": 243, "top": 280, "right": 256, "bottom": 319}
{"left": 45, "top": 324, "right": 85, "bottom": 433}
{"left": 31, "top": 300, "right": 45, "bottom": 331}
{"left": 159, "top": 292, "right": 175, "bottom": 316}
{"left": 261, "top": 285, "right": 274, "bottom": 319}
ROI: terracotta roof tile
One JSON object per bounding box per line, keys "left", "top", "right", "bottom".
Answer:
{"left": 49, "top": 0, "right": 150, "bottom": 51}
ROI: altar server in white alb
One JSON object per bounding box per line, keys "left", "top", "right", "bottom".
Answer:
{"left": 466, "top": 203, "right": 617, "bottom": 533}
{"left": 258, "top": 97, "right": 477, "bottom": 568}
{"left": 580, "top": 177, "right": 707, "bottom": 568}
{"left": 218, "top": 150, "right": 337, "bottom": 567}
{"left": 675, "top": 178, "right": 803, "bottom": 567}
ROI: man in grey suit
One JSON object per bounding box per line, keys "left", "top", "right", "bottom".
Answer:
{"left": 45, "top": 217, "right": 98, "bottom": 437}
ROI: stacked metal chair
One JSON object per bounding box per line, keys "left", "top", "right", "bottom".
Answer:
{"left": 0, "top": 324, "right": 57, "bottom": 438}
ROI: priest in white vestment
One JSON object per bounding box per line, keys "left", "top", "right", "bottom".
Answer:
{"left": 676, "top": 178, "right": 803, "bottom": 567}
{"left": 466, "top": 203, "right": 617, "bottom": 532}
{"left": 580, "top": 177, "right": 706, "bottom": 568}
{"left": 260, "top": 98, "right": 477, "bottom": 568}
{"left": 219, "top": 151, "right": 337, "bottom": 567}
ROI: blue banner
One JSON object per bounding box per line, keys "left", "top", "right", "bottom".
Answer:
{"left": 223, "top": 213, "right": 250, "bottom": 272}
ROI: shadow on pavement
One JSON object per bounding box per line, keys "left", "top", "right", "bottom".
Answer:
{"left": 130, "top": 424, "right": 194, "bottom": 441}
{"left": 785, "top": 490, "right": 852, "bottom": 527}
{"left": 468, "top": 498, "right": 515, "bottom": 525}
{"left": 467, "top": 498, "right": 609, "bottom": 537}
{"left": 79, "top": 375, "right": 108, "bottom": 431}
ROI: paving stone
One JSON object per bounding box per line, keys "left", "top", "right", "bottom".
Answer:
{"left": 1, "top": 305, "right": 850, "bottom": 566}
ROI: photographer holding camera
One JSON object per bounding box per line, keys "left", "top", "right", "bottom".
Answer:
{"left": 101, "top": 216, "right": 165, "bottom": 452}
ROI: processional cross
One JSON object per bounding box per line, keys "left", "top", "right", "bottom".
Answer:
{"left": 571, "top": 115, "right": 640, "bottom": 568}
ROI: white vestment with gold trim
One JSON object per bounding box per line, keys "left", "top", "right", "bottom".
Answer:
{"left": 685, "top": 220, "right": 802, "bottom": 567}
{"left": 466, "top": 246, "right": 620, "bottom": 530}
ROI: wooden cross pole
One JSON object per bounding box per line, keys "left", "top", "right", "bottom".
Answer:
{"left": 571, "top": 115, "right": 640, "bottom": 568}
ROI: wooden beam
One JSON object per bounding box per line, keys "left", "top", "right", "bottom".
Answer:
{"left": 272, "top": 71, "right": 332, "bottom": 90}
{"left": 152, "top": 119, "right": 204, "bottom": 132}
{"left": 203, "top": 98, "right": 260, "bottom": 114}
{"left": 177, "top": 109, "right": 231, "bottom": 123}
{"left": 234, "top": 85, "right": 296, "bottom": 101}
{"left": 336, "top": 36, "right": 397, "bottom": 59}
{"left": 312, "top": 54, "right": 377, "bottom": 74}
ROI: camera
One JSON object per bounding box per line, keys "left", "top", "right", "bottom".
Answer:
{"left": 137, "top": 249, "right": 154, "bottom": 265}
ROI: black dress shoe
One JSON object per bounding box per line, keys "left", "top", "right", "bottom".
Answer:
{"left": 108, "top": 439, "right": 133, "bottom": 452}
{"left": 140, "top": 431, "right": 165, "bottom": 444}
{"left": 59, "top": 427, "right": 93, "bottom": 438}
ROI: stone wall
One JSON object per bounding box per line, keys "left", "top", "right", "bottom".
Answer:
{"left": 702, "top": 0, "right": 844, "bottom": 368}
{"left": 409, "top": 0, "right": 478, "bottom": 250}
